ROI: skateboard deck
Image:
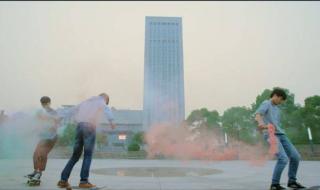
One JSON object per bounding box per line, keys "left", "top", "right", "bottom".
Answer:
{"left": 288, "top": 186, "right": 320, "bottom": 190}
{"left": 66, "top": 185, "right": 107, "bottom": 190}
{"left": 26, "top": 179, "right": 40, "bottom": 186}
{"left": 306, "top": 186, "right": 320, "bottom": 190}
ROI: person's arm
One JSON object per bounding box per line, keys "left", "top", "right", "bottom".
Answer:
{"left": 104, "top": 106, "right": 116, "bottom": 129}
{"left": 59, "top": 105, "right": 80, "bottom": 124}
{"left": 255, "top": 113, "right": 268, "bottom": 130}
{"left": 254, "top": 101, "right": 269, "bottom": 131}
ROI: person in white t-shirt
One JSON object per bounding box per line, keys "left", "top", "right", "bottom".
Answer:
{"left": 26, "top": 96, "right": 61, "bottom": 185}
{"left": 57, "top": 93, "right": 116, "bottom": 189}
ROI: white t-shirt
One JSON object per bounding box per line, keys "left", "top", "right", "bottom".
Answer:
{"left": 72, "top": 96, "right": 114, "bottom": 126}
{"left": 36, "top": 107, "right": 60, "bottom": 140}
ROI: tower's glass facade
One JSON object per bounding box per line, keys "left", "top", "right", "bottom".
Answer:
{"left": 143, "top": 16, "right": 185, "bottom": 130}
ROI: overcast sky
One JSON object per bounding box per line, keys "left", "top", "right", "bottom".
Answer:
{"left": 0, "top": 1, "right": 319, "bottom": 116}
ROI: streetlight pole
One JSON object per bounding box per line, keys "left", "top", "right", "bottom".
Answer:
{"left": 236, "top": 123, "right": 240, "bottom": 160}
{"left": 307, "top": 127, "right": 314, "bottom": 155}
{"left": 224, "top": 132, "right": 228, "bottom": 147}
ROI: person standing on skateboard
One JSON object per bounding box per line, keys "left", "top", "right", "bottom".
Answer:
{"left": 57, "top": 93, "right": 116, "bottom": 189}
{"left": 255, "top": 88, "right": 306, "bottom": 190}
{"left": 26, "top": 96, "right": 61, "bottom": 185}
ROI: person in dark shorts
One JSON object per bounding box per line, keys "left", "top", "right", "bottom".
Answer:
{"left": 26, "top": 96, "right": 61, "bottom": 185}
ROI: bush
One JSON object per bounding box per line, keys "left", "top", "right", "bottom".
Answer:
{"left": 132, "top": 132, "right": 145, "bottom": 145}
{"left": 128, "top": 142, "right": 140, "bottom": 151}
{"left": 96, "top": 133, "right": 108, "bottom": 149}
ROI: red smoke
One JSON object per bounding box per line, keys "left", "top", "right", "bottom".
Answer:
{"left": 145, "top": 123, "right": 278, "bottom": 165}
{"left": 267, "top": 124, "right": 278, "bottom": 155}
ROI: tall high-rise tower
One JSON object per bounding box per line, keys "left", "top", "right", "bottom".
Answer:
{"left": 143, "top": 16, "right": 185, "bottom": 130}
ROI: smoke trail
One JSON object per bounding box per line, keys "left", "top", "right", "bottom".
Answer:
{"left": 0, "top": 111, "right": 40, "bottom": 159}
{"left": 267, "top": 124, "right": 278, "bottom": 155}
{"left": 145, "top": 123, "right": 277, "bottom": 166}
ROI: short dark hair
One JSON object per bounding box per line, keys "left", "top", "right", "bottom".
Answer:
{"left": 40, "top": 96, "right": 51, "bottom": 105}
{"left": 270, "top": 88, "right": 287, "bottom": 100}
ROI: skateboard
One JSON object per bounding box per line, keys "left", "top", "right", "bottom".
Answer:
{"left": 26, "top": 179, "right": 40, "bottom": 186}
{"left": 66, "top": 185, "right": 107, "bottom": 190}
{"left": 288, "top": 186, "right": 320, "bottom": 190}
{"left": 305, "top": 186, "right": 320, "bottom": 190}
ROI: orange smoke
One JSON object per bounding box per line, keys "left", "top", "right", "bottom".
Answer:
{"left": 267, "top": 124, "right": 278, "bottom": 155}
{"left": 145, "top": 123, "right": 278, "bottom": 165}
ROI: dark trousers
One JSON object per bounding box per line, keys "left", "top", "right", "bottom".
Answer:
{"left": 61, "top": 122, "right": 96, "bottom": 182}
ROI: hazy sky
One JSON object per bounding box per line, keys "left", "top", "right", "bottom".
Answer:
{"left": 0, "top": 1, "right": 319, "bottom": 116}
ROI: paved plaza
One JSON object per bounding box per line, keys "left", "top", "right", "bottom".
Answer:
{"left": 0, "top": 159, "right": 319, "bottom": 190}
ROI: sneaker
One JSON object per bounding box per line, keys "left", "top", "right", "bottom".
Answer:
{"left": 287, "top": 181, "right": 306, "bottom": 189}
{"left": 79, "top": 182, "right": 96, "bottom": 188}
{"left": 25, "top": 171, "right": 36, "bottom": 178}
{"left": 57, "top": 180, "right": 70, "bottom": 188}
{"left": 270, "top": 184, "right": 287, "bottom": 190}
{"left": 31, "top": 171, "right": 42, "bottom": 180}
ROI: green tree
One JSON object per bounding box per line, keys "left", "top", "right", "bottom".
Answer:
{"left": 127, "top": 142, "right": 140, "bottom": 151}
{"left": 187, "top": 108, "right": 220, "bottom": 129}
{"left": 300, "top": 95, "right": 320, "bottom": 143}
{"left": 131, "top": 132, "right": 145, "bottom": 145}
{"left": 127, "top": 132, "right": 145, "bottom": 151}
{"left": 251, "top": 89, "right": 273, "bottom": 112}
{"left": 221, "top": 106, "right": 257, "bottom": 144}
{"left": 187, "top": 87, "right": 320, "bottom": 145}
{"left": 277, "top": 89, "right": 305, "bottom": 144}
{"left": 96, "top": 132, "right": 108, "bottom": 149}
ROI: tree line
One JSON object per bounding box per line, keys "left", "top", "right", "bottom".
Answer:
{"left": 187, "top": 88, "right": 320, "bottom": 145}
